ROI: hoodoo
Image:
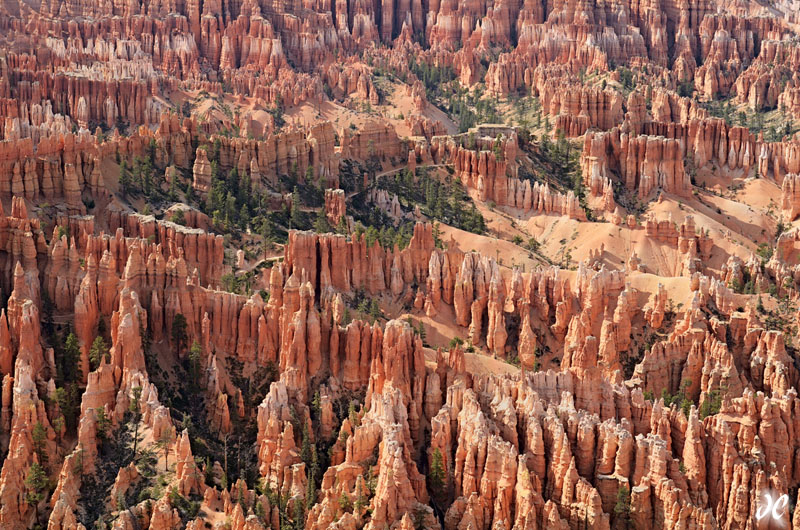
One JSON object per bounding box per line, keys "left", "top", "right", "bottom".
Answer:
{"left": 0, "top": 0, "right": 799, "bottom": 528}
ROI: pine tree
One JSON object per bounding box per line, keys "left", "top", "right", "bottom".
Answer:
{"left": 55, "top": 384, "right": 79, "bottom": 432}
{"left": 225, "top": 192, "right": 237, "bottom": 226}
{"left": 239, "top": 203, "right": 250, "bottom": 229}
{"left": 254, "top": 498, "right": 266, "bottom": 521}
{"left": 433, "top": 191, "right": 445, "bottom": 220}
{"left": 156, "top": 427, "right": 173, "bottom": 471}
{"left": 227, "top": 168, "right": 240, "bottom": 197}
{"left": 171, "top": 314, "right": 188, "bottom": 356}
{"left": 62, "top": 332, "right": 81, "bottom": 384}
{"left": 119, "top": 160, "right": 132, "bottom": 197}
{"left": 96, "top": 407, "right": 111, "bottom": 444}
{"left": 614, "top": 485, "right": 631, "bottom": 522}
{"left": 138, "top": 155, "right": 154, "bottom": 198}
{"left": 32, "top": 421, "right": 48, "bottom": 467}
{"left": 129, "top": 386, "right": 143, "bottom": 461}
{"left": 311, "top": 392, "right": 321, "bottom": 419}
{"left": 432, "top": 222, "right": 443, "bottom": 248}
{"left": 290, "top": 186, "right": 302, "bottom": 228}
{"left": 25, "top": 462, "right": 49, "bottom": 526}
{"left": 300, "top": 425, "right": 312, "bottom": 467}
{"left": 314, "top": 208, "right": 331, "bottom": 233}
{"left": 365, "top": 226, "right": 379, "bottom": 247}
{"left": 354, "top": 479, "right": 367, "bottom": 514}
{"left": 305, "top": 457, "right": 317, "bottom": 511}
{"left": 89, "top": 336, "right": 108, "bottom": 370}
{"left": 369, "top": 299, "right": 381, "bottom": 322}
{"left": 429, "top": 448, "right": 446, "bottom": 500}
{"left": 357, "top": 296, "right": 370, "bottom": 319}
{"left": 147, "top": 138, "right": 157, "bottom": 165}
{"left": 493, "top": 134, "right": 504, "bottom": 159}
{"left": 338, "top": 492, "right": 353, "bottom": 513}
{"left": 336, "top": 214, "right": 348, "bottom": 234}
{"left": 310, "top": 446, "right": 319, "bottom": 483}
{"left": 348, "top": 401, "right": 360, "bottom": 427}
{"left": 425, "top": 179, "right": 436, "bottom": 210}
{"left": 293, "top": 497, "right": 305, "bottom": 530}
{"left": 188, "top": 341, "right": 202, "bottom": 391}
{"left": 168, "top": 168, "right": 178, "bottom": 200}
{"left": 241, "top": 172, "right": 252, "bottom": 202}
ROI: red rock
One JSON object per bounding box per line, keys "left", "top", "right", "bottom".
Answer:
{"left": 192, "top": 147, "right": 212, "bottom": 196}
{"left": 324, "top": 188, "right": 347, "bottom": 227}
{"left": 783, "top": 173, "right": 800, "bottom": 221}
{"left": 0, "top": 361, "right": 56, "bottom": 528}
{"left": 5, "top": 4, "right": 800, "bottom": 529}
{"left": 0, "top": 311, "right": 11, "bottom": 376}
{"left": 339, "top": 120, "right": 403, "bottom": 164}
{"left": 583, "top": 128, "right": 691, "bottom": 199}
{"left": 175, "top": 430, "right": 204, "bottom": 496}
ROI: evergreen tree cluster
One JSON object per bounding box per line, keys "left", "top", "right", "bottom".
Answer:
{"left": 200, "top": 144, "right": 325, "bottom": 238}
{"left": 614, "top": 485, "right": 631, "bottom": 523}
{"left": 428, "top": 448, "right": 447, "bottom": 501}
{"left": 530, "top": 131, "right": 595, "bottom": 220}
{"left": 204, "top": 162, "right": 257, "bottom": 231}
{"left": 448, "top": 88, "right": 501, "bottom": 133}
{"left": 344, "top": 288, "right": 384, "bottom": 324}
{"left": 661, "top": 379, "right": 695, "bottom": 418}
{"left": 704, "top": 99, "right": 798, "bottom": 142}
{"left": 376, "top": 169, "right": 486, "bottom": 235}
{"left": 407, "top": 58, "right": 456, "bottom": 100}
{"left": 118, "top": 139, "right": 165, "bottom": 201}
{"left": 350, "top": 222, "right": 415, "bottom": 251}
{"left": 406, "top": 57, "right": 499, "bottom": 132}
{"left": 47, "top": 327, "right": 83, "bottom": 434}
{"left": 616, "top": 66, "right": 636, "bottom": 91}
